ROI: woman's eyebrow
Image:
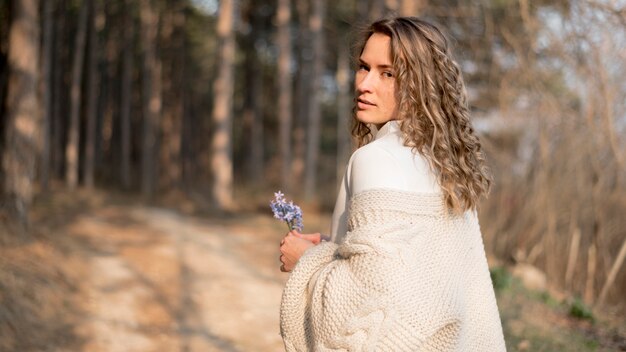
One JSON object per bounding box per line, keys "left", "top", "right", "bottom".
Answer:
{"left": 358, "top": 58, "right": 392, "bottom": 70}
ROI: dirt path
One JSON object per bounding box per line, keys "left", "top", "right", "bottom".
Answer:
{"left": 68, "top": 204, "right": 288, "bottom": 352}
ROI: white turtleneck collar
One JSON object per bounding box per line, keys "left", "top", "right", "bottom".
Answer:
{"left": 374, "top": 120, "right": 401, "bottom": 141}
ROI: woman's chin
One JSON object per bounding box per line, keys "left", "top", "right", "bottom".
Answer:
{"left": 355, "top": 112, "right": 376, "bottom": 125}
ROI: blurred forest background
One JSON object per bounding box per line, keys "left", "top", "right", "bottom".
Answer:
{"left": 0, "top": 0, "right": 625, "bottom": 350}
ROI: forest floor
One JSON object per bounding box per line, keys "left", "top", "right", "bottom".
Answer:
{"left": 0, "top": 189, "right": 625, "bottom": 352}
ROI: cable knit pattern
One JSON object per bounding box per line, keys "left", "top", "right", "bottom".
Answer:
{"left": 280, "top": 189, "right": 506, "bottom": 351}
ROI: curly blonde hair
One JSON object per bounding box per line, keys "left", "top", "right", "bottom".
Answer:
{"left": 352, "top": 17, "right": 492, "bottom": 213}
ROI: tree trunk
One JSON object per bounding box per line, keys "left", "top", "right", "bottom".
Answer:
{"left": 51, "top": 0, "right": 67, "bottom": 180}
{"left": 40, "top": 0, "right": 55, "bottom": 190}
{"left": 400, "top": 0, "right": 425, "bottom": 16}
{"left": 65, "top": 0, "right": 91, "bottom": 189}
{"left": 120, "top": 0, "right": 135, "bottom": 189}
{"left": 304, "top": 0, "right": 325, "bottom": 200}
{"left": 244, "top": 7, "right": 263, "bottom": 187}
{"left": 2, "top": 0, "right": 41, "bottom": 228}
{"left": 384, "top": 0, "right": 399, "bottom": 13}
{"left": 277, "top": 0, "right": 293, "bottom": 192}
{"left": 98, "top": 0, "right": 120, "bottom": 182}
{"left": 83, "top": 0, "right": 103, "bottom": 188}
{"left": 368, "top": 0, "right": 385, "bottom": 21}
{"left": 210, "top": 0, "right": 238, "bottom": 209}
{"left": 335, "top": 44, "right": 351, "bottom": 186}
{"left": 159, "top": 0, "right": 185, "bottom": 191}
{"left": 181, "top": 80, "right": 192, "bottom": 190}
{"left": 140, "top": 0, "right": 162, "bottom": 198}
{"left": 292, "top": 0, "right": 310, "bottom": 188}
{"left": 247, "top": 71, "right": 264, "bottom": 186}
{"left": 180, "top": 40, "right": 192, "bottom": 190}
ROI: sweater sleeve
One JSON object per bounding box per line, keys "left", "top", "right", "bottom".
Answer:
{"left": 280, "top": 241, "right": 339, "bottom": 351}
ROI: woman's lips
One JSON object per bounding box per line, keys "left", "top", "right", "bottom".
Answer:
{"left": 357, "top": 98, "right": 375, "bottom": 109}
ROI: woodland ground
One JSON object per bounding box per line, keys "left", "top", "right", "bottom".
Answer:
{"left": 0, "top": 189, "right": 624, "bottom": 351}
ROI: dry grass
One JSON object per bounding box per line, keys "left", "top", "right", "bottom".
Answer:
{"left": 0, "top": 215, "right": 86, "bottom": 350}
{"left": 479, "top": 117, "right": 626, "bottom": 311}
{"left": 497, "top": 274, "right": 626, "bottom": 351}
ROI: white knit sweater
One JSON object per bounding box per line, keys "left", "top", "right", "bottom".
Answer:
{"left": 280, "top": 122, "right": 505, "bottom": 351}
{"left": 280, "top": 190, "right": 506, "bottom": 351}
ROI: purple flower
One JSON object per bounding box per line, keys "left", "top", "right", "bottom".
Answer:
{"left": 270, "top": 191, "right": 303, "bottom": 231}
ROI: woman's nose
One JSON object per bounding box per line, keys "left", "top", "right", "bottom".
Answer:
{"left": 356, "top": 72, "right": 374, "bottom": 93}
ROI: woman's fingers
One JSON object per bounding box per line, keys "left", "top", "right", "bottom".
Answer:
{"left": 290, "top": 231, "right": 321, "bottom": 244}
{"left": 296, "top": 233, "right": 322, "bottom": 244}
{"left": 279, "top": 254, "right": 292, "bottom": 272}
{"left": 280, "top": 231, "right": 320, "bottom": 273}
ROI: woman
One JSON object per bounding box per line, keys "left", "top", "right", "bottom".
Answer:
{"left": 279, "top": 17, "right": 506, "bottom": 351}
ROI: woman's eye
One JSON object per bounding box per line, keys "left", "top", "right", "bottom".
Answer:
{"left": 358, "top": 64, "right": 369, "bottom": 71}
{"left": 382, "top": 71, "right": 393, "bottom": 78}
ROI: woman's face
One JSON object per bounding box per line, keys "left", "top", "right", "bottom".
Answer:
{"left": 355, "top": 33, "right": 398, "bottom": 129}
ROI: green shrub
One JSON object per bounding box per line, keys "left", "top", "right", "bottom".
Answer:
{"left": 569, "top": 297, "right": 594, "bottom": 322}
{"left": 490, "top": 266, "right": 512, "bottom": 291}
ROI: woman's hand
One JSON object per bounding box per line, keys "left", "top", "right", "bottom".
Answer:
{"left": 293, "top": 231, "right": 323, "bottom": 245}
{"left": 279, "top": 230, "right": 321, "bottom": 272}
